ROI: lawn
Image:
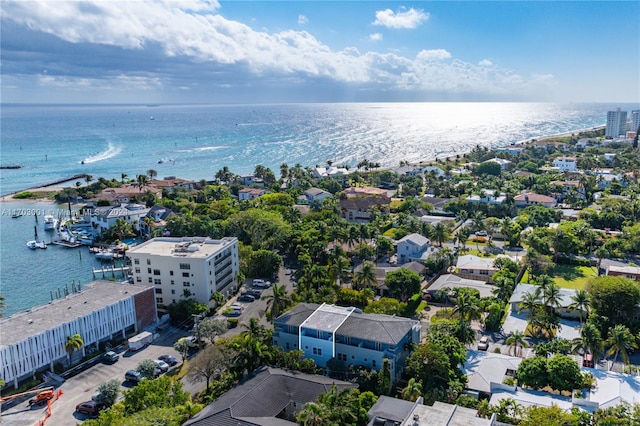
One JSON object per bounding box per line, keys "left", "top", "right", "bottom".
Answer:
{"left": 527, "top": 264, "right": 598, "bottom": 289}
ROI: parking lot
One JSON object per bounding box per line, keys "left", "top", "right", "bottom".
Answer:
{"left": 0, "top": 326, "right": 188, "bottom": 426}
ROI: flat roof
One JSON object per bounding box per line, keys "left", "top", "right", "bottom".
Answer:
{"left": 301, "top": 304, "right": 355, "bottom": 333}
{"left": 0, "top": 281, "right": 153, "bottom": 347}
{"left": 126, "top": 236, "right": 237, "bottom": 259}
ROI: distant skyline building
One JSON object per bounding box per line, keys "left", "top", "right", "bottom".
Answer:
{"left": 631, "top": 110, "right": 640, "bottom": 133}
{"left": 605, "top": 107, "right": 628, "bottom": 138}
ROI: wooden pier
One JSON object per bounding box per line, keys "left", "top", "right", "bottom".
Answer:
{"left": 51, "top": 240, "right": 83, "bottom": 248}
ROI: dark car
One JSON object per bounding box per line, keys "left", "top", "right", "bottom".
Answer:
{"left": 76, "top": 400, "right": 102, "bottom": 416}
{"left": 242, "top": 290, "right": 262, "bottom": 299}
{"left": 125, "top": 370, "right": 142, "bottom": 383}
{"left": 237, "top": 294, "right": 255, "bottom": 302}
{"left": 158, "top": 354, "right": 178, "bottom": 366}
{"left": 103, "top": 351, "right": 119, "bottom": 363}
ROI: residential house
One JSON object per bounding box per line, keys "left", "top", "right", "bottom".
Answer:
{"left": 425, "top": 274, "right": 496, "bottom": 299}
{"left": 273, "top": 303, "right": 421, "bottom": 381}
{"left": 509, "top": 283, "right": 586, "bottom": 319}
{"left": 417, "top": 215, "right": 454, "bottom": 227}
{"left": 97, "top": 184, "right": 162, "bottom": 204}
{"left": 238, "top": 187, "right": 268, "bottom": 201}
{"left": 495, "top": 146, "right": 524, "bottom": 156}
{"left": 423, "top": 165, "right": 446, "bottom": 177}
{"left": 367, "top": 396, "right": 496, "bottom": 426}
{"left": 299, "top": 187, "right": 332, "bottom": 205}
{"left": 353, "top": 262, "right": 426, "bottom": 296}
{"left": 344, "top": 186, "right": 391, "bottom": 199}
{"left": 396, "top": 233, "right": 430, "bottom": 264}
{"left": 552, "top": 156, "right": 578, "bottom": 172}
{"left": 140, "top": 204, "right": 176, "bottom": 238}
{"left": 534, "top": 141, "right": 569, "bottom": 152}
{"left": 90, "top": 203, "right": 151, "bottom": 236}
{"left": 149, "top": 177, "right": 196, "bottom": 192}
{"left": 549, "top": 180, "right": 585, "bottom": 202}
{"left": 314, "top": 166, "right": 351, "bottom": 181}
{"left": 340, "top": 197, "right": 390, "bottom": 223}
{"left": 184, "top": 367, "right": 356, "bottom": 426}
{"left": 238, "top": 175, "right": 262, "bottom": 186}
{"left": 455, "top": 255, "right": 509, "bottom": 282}
{"left": 606, "top": 265, "right": 640, "bottom": 281}
{"left": 486, "top": 157, "right": 512, "bottom": 170}
{"left": 465, "top": 189, "right": 506, "bottom": 205}
{"left": 463, "top": 350, "right": 522, "bottom": 398}
{"left": 514, "top": 192, "right": 557, "bottom": 208}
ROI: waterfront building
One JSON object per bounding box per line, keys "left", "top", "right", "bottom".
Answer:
{"left": 238, "top": 187, "right": 267, "bottom": 201}
{"left": 552, "top": 156, "right": 578, "bottom": 172}
{"left": 126, "top": 236, "right": 239, "bottom": 308}
{"left": 0, "top": 281, "right": 156, "bottom": 389}
{"left": 605, "top": 108, "right": 628, "bottom": 138}
{"left": 89, "top": 203, "right": 150, "bottom": 236}
{"left": 273, "top": 303, "right": 421, "bottom": 381}
{"left": 631, "top": 110, "right": 640, "bottom": 134}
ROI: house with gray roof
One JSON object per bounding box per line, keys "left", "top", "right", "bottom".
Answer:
{"left": 273, "top": 303, "right": 421, "bottom": 381}
{"left": 184, "top": 367, "right": 355, "bottom": 426}
{"left": 426, "top": 274, "right": 496, "bottom": 299}
{"left": 509, "top": 283, "right": 584, "bottom": 319}
{"left": 455, "top": 255, "right": 507, "bottom": 282}
{"left": 396, "top": 233, "right": 432, "bottom": 264}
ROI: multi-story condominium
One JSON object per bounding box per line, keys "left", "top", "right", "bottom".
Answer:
{"left": 273, "top": 303, "right": 421, "bottom": 381}
{"left": 631, "top": 110, "right": 640, "bottom": 134}
{"left": 552, "top": 156, "right": 578, "bottom": 172}
{"left": 0, "top": 281, "right": 156, "bottom": 389}
{"left": 605, "top": 108, "right": 627, "bottom": 138}
{"left": 126, "top": 237, "right": 239, "bottom": 308}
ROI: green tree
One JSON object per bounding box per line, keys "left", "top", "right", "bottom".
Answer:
{"left": 264, "top": 283, "right": 291, "bottom": 321}
{"left": 569, "top": 289, "right": 591, "bottom": 325}
{"left": 123, "top": 376, "right": 189, "bottom": 415}
{"left": 137, "top": 359, "right": 158, "bottom": 379}
{"left": 430, "top": 222, "right": 451, "bottom": 247}
{"left": 587, "top": 276, "right": 640, "bottom": 330}
{"left": 354, "top": 261, "right": 378, "bottom": 290}
{"left": 520, "top": 405, "right": 582, "bottom": 426}
{"left": 376, "top": 358, "right": 391, "bottom": 395}
{"left": 65, "top": 333, "right": 84, "bottom": 363}
{"left": 505, "top": 331, "right": 528, "bottom": 357}
{"left": 363, "top": 297, "right": 406, "bottom": 316}
{"left": 174, "top": 339, "right": 190, "bottom": 363}
{"left": 606, "top": 324, "right": 636, "bottom": 370}
{"left": 400, "top": 377, "right": 423, "bottom": 402}
{"left": 384, "top": 268, "right": 421, "bottom": 303}
{"left": 297, "top": 402, "right": 328, "bottom": 426}
{"left": 452, "top": 292, "right": 481, "bottom": 343}
{"left": 474, "top": 161, "right": 502, "bottom": 177}
{"left": 547, "top": 354, "right": 582, "bottom": 392}
{"left": 572, "top": 322, "right": 604, "bottom": 362}
{"left": 96, "top": 379, "right": 120, "bottom": 407}
{"left": 147, "top": 169, "right": 157, "bottom": 180}
{"left": 517, "top": 356, "right": 549, "bottom": 390}
{"left": 197, "top": 317, "right": 227, "bottom": 344}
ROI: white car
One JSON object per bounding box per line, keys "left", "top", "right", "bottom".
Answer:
{"left": 477, "top": 336, "right": 490, "bottom": 351}
{"left": 153, "top": 359, "right": 169, "bottom": 373}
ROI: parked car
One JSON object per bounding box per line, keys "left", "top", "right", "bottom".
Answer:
{"left": 237, "top": 294, "right": 255, "bottom": 302}
{"left": 76, "top": 401, "right": 103, "bottom": 416}
{"left": 477, "top": 336, "right": 490, "bottom": 351}
{"left": 252, "top": 279, "right": 272, "bottom": 288}
{"left": 243, "top": 290, "right": 262, "bottom": 299}
{"left": 153, "top": 359, "right": 170, "bottom": 373}
{"left": 158, "top": 354, "right": 178, "bottom": 366}
{"left": 125, "top": 370, "right": 142, "bottom": 383}
{"left": 475, "top": 231, "right": 488, "bottom": 237}
{"left": 102, "top": 351, "right": 119, "bottom": 364}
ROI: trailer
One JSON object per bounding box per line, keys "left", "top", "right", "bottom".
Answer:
{"left": 127, "top": 331, "right": 154, "bottom": 351}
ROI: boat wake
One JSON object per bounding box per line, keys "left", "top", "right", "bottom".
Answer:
{"left": 175, "top": 146, "right": 226, "bottom": 153}
{"left": 80, "top": 142, "right": 122, "bottom": 164}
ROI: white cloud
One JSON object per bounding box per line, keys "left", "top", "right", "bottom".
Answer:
{"left": 372, "top": 7, "right": 428, "bottom": 29}
{"left": 369, "top": 33, "right": 383, "bottom": 41}
{"left": 298, "top": 14, "right": 308, "bottom": 25}
{"left": 416, "top": 49, "right": 451, "bottom": 61}
{"left": 478, "top": 59, "right": 493, "bottom": 66}
{"left": 1, "top": 0, "right": 556, "bottom": 100}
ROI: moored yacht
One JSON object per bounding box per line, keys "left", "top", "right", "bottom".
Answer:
{"left": 44, "top": 215, "right": 58, "bottom": 231}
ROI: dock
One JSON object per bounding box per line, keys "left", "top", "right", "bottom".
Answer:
{"left": 51, "top": 240, "right": 83, "bottom": 248}
{"left": 92, "top": 266, "right": 130, "bottom": 280}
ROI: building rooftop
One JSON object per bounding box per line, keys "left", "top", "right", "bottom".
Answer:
{"left": 607, "top": 265, "right": 640, "bottom": 275}
{"left": 301, "top": 304, "right": 356, "bottom": 333}
{"left": 426, "top": 274, "right": 496, "bottom": 298}
{"left": 0, "top": 281, "right": 152, "bottom": 347}
{"left": 406, "top": 401, "right": 493, "bottom": 426}
{"left": 509, "top": 283, "right": 578, "bottom": 309}
{"left": 126, "top": 236, "right": 237, "bottom": 259}
{"left": 463, "top": 350, "right": 522, "bottom": 394}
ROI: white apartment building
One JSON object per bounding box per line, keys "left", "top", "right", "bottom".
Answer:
{"left": 126, "top": 237, "right": 239, "bottom": 308}
{"left": 89, "top": 203, "right": 150, "bottom": 236}
{"left": 552, "top": 156, "right": 578, "bottom": 172}
{"left": 605, "top": 108, "right": 627, "bottom": 138}
{"left": 631, "top": 110, "right": 640, "bottom": 133}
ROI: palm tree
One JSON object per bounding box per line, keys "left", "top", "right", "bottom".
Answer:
{"left": 541, "top": 282, "right": 562, "bottom": 314}
{"left": 136, "top": 174, "right": 149, "bottom": 192}
{"left": 456, "top": 226, "right": 472, "bottom": 249}
{"left": 65, "top": 334, "right": 84, "bottom": 363}
{"left": 121, "top": 173, "right": 128, "bottom": 184}
{"left": 297, "top": 402, "right": 327, "bottom": 426}
{"left": 505, "top": 331, "right": 528, "bottom": 357}
{"left": 606, "top": 324, "right": 636, "bottom": 370}
{"left": 235, "top": 271, "right": 246, "bottom": 292}
{"left": 452, "top": 292, "right": 481, "bottom": 343}
{"left": 572, "top": 322, "right": 603, "bottom": 362}
{"left": 430, "top": 222, "right": 451, "bottom": 247}
{"left": 569, "top": 289, "right": 591, "bottom": 325}
{"left": 519, "top": 290, "right": 540, "bottom": 319}
{"left": 329, "top": 255, "right": 351, "bottom": 286}
{"left": 147, "top": 169, "right": 158, "bottom": 180}
{"left": 400, "top": 377, "right": 423, "bottom": 401}
{"left": 264, "top": 283, "right": 290, "bottom": 322}
{"left": 353, "top": 261, "right": 377, "bottom": 290}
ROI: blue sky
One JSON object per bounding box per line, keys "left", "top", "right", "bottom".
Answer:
{"left": 1, "top": 1, "right": 638, "bottom": 103}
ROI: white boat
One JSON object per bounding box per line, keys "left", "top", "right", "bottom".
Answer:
{"left": 27, "top": 240, "right": 47, "bottom": 250}
{"left": 44, "top": 215, "right": 58, "bottom": 231}
{"left": 95, "top": 250, "right": 115, "bottom": 260}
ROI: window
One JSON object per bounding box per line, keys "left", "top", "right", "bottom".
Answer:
{"left": 136, "top": 277, "right": 141, "bottom": 283}
{"left": 153, "top": 269, "right": 161, "bottom": 275}
{"left": 154, "top": 279, "right": 162, "bottom": 285}
{"left": 148, "top": 277, "right": 152, "bottom": 283}
{"left": 147, "top": 259, "right": 151, "bottom": 265}
{"left": 286, "top": 342, "right": 290, "bottom": 350}
{"left": 170, "top": 271, "right": 174, "bottom": 276}
{"left": 135, "top": 268, "right": 141, "bottom": 273}
{"left": 171, "top": 289, "right": 175, "bottom": 295}
{"left": 156, "top": 297, "right": 163, "bottom": 304}
{"left": 134, "top": 258, "right": 140, "bottom": 265}
{"left": 155, "top": 288, "right": 162, "bottom": 294}
{"left": 313, "top": 347, "right": 322, "bottom": 355}
{"left": 372, "top": 360, "right": 376, "bottom": 367}
{"left": 182, "top": 272, "right": 190, "bottom": 278}
{"left": 179, "top": 263, "right": 190, "bottom": 270}
{"left": 147, "top": 268, "right": 152, "bottom": 274}
{"left": 183, "top": 282, "right": 190, "bottom": 287}
{"left": 375, "top": 342, "right": 382, "bottom": 351}
{"left": 479, "top": 270, "right": 489, "bottom": 276}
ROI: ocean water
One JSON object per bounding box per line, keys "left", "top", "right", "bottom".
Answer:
{"left": 0, "top": 102, "right": 638, "bottom": 315}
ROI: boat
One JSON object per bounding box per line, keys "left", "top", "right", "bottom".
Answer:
{"left": 26, "top": 240, "right": 47, "bottom": 250}
{"left": 95, "top": 250, "right": 115, "bottom": 260}
{"left": 44, "top": 215, "right": 58, "bottom": 231}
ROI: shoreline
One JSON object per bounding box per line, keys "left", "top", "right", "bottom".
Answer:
{"left": 0, "top": 125, "right": 605, "bottom": 203}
